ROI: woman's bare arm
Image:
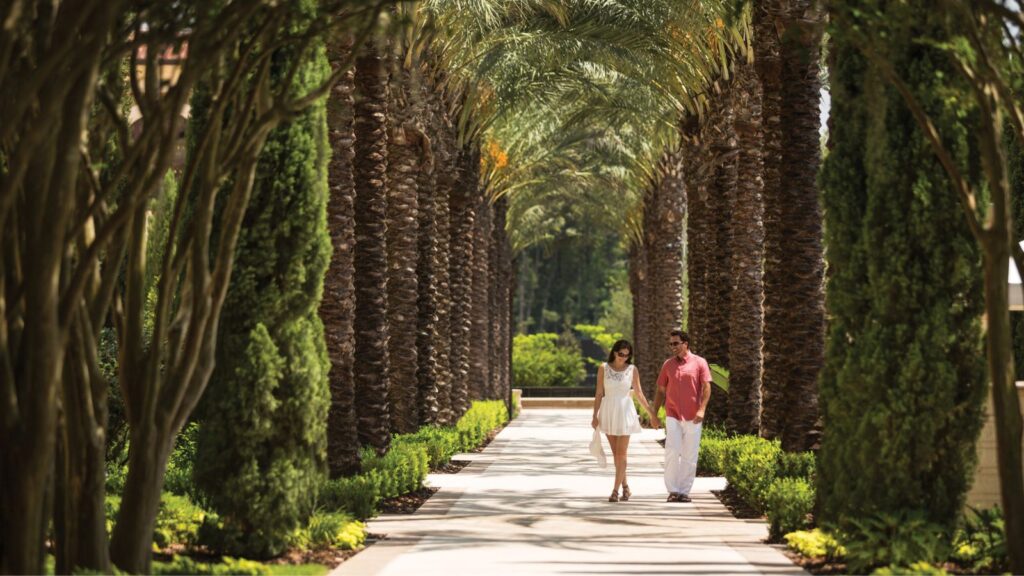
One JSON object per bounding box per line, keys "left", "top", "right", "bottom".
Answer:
{"left": 592, "top": 365, "right": 605, "bottom": 428}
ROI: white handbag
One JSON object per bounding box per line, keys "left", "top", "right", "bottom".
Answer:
{"left": 589, "top": 428, "right": 607, "bottom": 468}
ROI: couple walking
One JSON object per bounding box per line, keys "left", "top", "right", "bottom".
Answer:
{"left": 590, "top": 330, "right": 712, "bottom": 503}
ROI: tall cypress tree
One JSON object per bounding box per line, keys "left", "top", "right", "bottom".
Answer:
{"left": 194, "top": 0, "right": 331, "bottom": 556}
{"left": 819, "top": 2, "right": 986, "bottom": 546}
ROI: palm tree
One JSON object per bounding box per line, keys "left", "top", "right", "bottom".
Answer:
{"left": 353, "top": 38, "right": 392, "bottom": 454}
{"left": 754, "top": 0, "right": 787, "bottom": 442}
{"left": 428, "top": 80, "right": 456, "bottom": 425}
{"left": 322, "top": 39, "right": 361, "bottom": 475}
{"left": 726, "top": 58, "right": 764, "bottom": 436}
{"left": 449, "top": 144, "right": 477, "bottom": 416}
{"left": 777, "top": 0, "right": 825, "bottom": 452}
{"left": 470, "top": 191, "right": 494, "bottom": 400}
{"left": 640, "top": 150, "right": 686, "bottom": 400}
{"left": 385, "top": 40, "right": 423, "bottom": 435}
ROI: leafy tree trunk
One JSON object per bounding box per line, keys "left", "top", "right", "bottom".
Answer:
{"left": 819, "top": 2, "right": 987, "bottom": 550}
{"left": 776, "top": 0, "right": 825, "bottom": 452}
{"left": 194, "top": 18, "right": 331, "bottom": 556}
{"left": 352, "top": 39, "right": 392, "bottom": 454}
{"left": 322, "top": 39, "right": 361, "bottom": 476}
{"left": 449, "top": 145, "right": 477, "bottom": 417}
{"left": 726, "top": 60, "right": 765, "bottom": 436}
{"left": 385, "top": 47, "right": 421, "bottom": 434}
{"left": 754, "top": 0, "right": 788, "bottom": 442}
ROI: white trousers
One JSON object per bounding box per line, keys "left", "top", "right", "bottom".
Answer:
{"left": 664, "top": 416, "right": 702, "bottom": 496}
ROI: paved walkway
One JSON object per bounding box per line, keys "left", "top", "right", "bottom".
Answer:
{"left": 333, "top": 409, "right": 804, "bottom": 575}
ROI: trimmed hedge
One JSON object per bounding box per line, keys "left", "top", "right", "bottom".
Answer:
{"left": 153, "top": 556, "right": 269, "bottom": 576}
{"left": 784, "top": 529, "right": 846, "bottom": 561}
{"left": 321, "top": 400, "right": 509, "bottom": 521}
{"left": 288, "top": 512, "right": 366, "bottom": 550}
{"left": 764, "top": 477, "right": 814, "bottom": 540}
{"left": 722, "top": 436, "right": 782, "bottom": 511}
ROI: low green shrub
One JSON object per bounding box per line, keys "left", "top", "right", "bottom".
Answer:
{"left": 784, "top": 529, "right": 846, "bottom": 561}
{"left": 152, "top": 555, "right": 269, "bottom": 576}
{"left": 871, "top": 562, "right": 948, "bottom": 575}
{"left": 455, "top": 400, "right": 508, "bottom": 451}
{"left": 153, "top": 493, "right": 207, "bottom": 549}
{"left": 361, "top": 443, "right": 428, "bottom": 499}
{"left": 289, "top": 511, "right": 366, "bottom": 551}
{"left": 106, "top": 493, "right": 206, "bottom": 550}
{"left": 763, "top": 477, "right": 814, "bottom": 541}
{"left": 722, "top": 436, "right": 781, "bottom": 511}
{"left": 841, "top": 510, "right": 950, "bottom": 573}
{"left": 393, "top": 426, "right": 461, "bottom": 468}
{"left": 776, "top": 450, "right": 815, "bottom": 481}
{"left": 697, "top": 435, "right": 729, "bottom": 476}
{"left": 319, "top": 475, "right": 380, "bottom": 521}
{"left": 512, "top": 333, "right": 585, "bottom": 387}
{"left": 633, "top": 400, "right": 665, "bottom": 427}
{"left": 950, "top": 506, "right": 1007, "bottom": 573}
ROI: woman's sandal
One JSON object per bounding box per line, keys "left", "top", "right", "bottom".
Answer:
{"left": 621, "top": 485, "right": 631, "bottom": 501}
{"left": 608, "top": 489, "right": 619, "bottom": 502}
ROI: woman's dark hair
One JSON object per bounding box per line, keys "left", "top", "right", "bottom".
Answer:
{"left": 607, "top": 339, "right": 633, "bottom": 364}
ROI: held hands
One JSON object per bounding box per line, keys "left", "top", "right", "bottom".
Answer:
{"left": 647, "top": 409, "right": 660, "bottom": 429}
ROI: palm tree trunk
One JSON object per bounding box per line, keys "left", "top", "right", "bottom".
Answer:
{"left": 702, "top": 82, "right": 737, "bottom": 427}
{"left": 683, "top": 114, "right": 708, "bottom": 353}
{"left": 778, "top": 1, "right": 825, "bottom": 452}
{"left": 642, "top": 151, "right": 686, "bottom": 400}
{"left": 449, "top": 146, "right": 477, "bottom": 417}
{"left": 352, "top": 40, "right": 392, "bottom": 454}
{"left": 430, "top": 89, "right": 456, "bottom": 424}
{"left": 754, "top": 0, "right": 787, "bottom": 442}
{"left": 322, "top": 40, "right": 361, "bottom": 475}
{"left": 726, "top": 60, "right": 765, "bottom": 436}
{"left": 385, "top": 48, "right": 421, "bottom": 435}
{"left": 415, "top": 88, "right": 442, "bottom": 427}
{"left": 469, "top": 159, "right": 492, "bottom": 401}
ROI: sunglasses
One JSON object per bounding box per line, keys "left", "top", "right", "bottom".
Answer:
{"left": 616, "top": 351, "right": 630, "bottom": 358}
{"left": 668, "top": 341, "right": 684, "bottom": 347}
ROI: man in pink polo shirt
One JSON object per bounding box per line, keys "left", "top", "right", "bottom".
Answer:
{"left": 653, "top": 330, "right": 711, "bottom": 503}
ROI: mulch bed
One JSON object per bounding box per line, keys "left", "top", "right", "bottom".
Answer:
{"left": 435, "top": 460, "right": 470, "bottom": 474}
{"left": 377, "top": 486, "right": 439, "bottom": 514}
{"left": 710, "top": 485, "right": 762, "bottom": 520}
{"left": 469, "top": 425, "right": 505, "bottom": 452}
{"left": 778, "top": 549, "right": 850, "bottom": 576}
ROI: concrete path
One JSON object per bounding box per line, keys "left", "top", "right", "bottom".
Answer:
{"left": 333, "top": 409, "right": 804, "bottom": 576}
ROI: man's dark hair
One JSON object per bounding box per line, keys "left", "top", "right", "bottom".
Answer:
{"left": 669, "top": 330, "right": 689, "bottom": 344}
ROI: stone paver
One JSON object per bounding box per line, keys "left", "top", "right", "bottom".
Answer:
{"left": 333, "top": 409, "right": 804, "bottom": 576}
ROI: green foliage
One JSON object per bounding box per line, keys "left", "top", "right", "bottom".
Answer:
{"left": 573, "top": 324, "right": 622, "bottom": 356}
{"left": 105, "top": 493, "right": 206, "bottom": 550}
{"left": 153, "top": 493, "right": 207, "bottom": 549}
{"left": 708, "top": 364, "right": 729, "bottom": 392}
{"left": 164, "top": 422, "right": 199, "bottom": 498}
{"left": 318, "top": 401, "right": 507, "bottom": 521}
{"left": 722, "top": 436, "right": 782, "bottom": 512}
{"left": 839, "top": 510, "right": 951, "bottom": 573}
{"left": 776, "top": 450, "right": 815, "bottom": 481}
{"left": 597, "top": 271, "right": 633, "bottom": 343}
{"left": 512, "top": 333, "right": 585, "bottom": 387}
{"left": 819, "top": 3, "right": 986, "bottom": 543}
{"left": 455, "top": 400, "right": 509, "bottom": 450}
{"left": 633, "top": 400, "right": 665, "bottom": 427}
{"left": 361, "top": 444, "right": 429, "bottom": 499}
{"left": 193, "top": 1, "right": 332, "bottom": 558}
{"left": 152, "top": 556, "right": 269, "bottom": 576}
{"left": 950, "top": 507, "right": 1008, "bottom": 573}
{"left": 764, "top": 478, "right": 814, "bottom": 541}
{"left": 319, "top": 475, "right": 380, "bottom": 521}
{"left": 784, "top": 529, "right": 846, "bottom": 561}
{"left": 394, "top": 426, "right": 462, "bottom": 468}
{"left": 871, "top": 562, "right": 948, "bottom": 575}
{"left": 288, "top": 512, "right": 366, "bottom": 551}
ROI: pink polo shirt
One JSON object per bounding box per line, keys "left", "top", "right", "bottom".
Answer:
{"left": 657, "top": 352, "right": 711, "bottom": 421}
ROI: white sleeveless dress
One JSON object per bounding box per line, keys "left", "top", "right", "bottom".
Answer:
{"left": 598, "top": 363, "right": 642, "bottom": 435}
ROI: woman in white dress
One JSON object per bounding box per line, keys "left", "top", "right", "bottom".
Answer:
{"left": 591, "top": 339, "right": 658, "bottom": 502}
